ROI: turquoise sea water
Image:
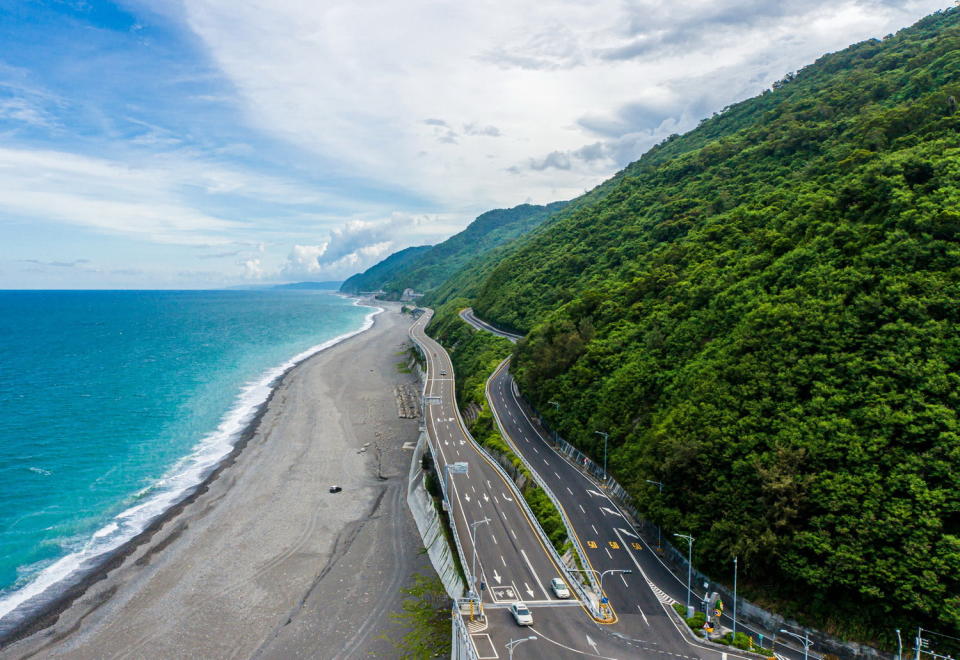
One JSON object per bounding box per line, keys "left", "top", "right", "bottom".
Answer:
{"left": 0, "top": 290, "right": 375, "bottom": 623}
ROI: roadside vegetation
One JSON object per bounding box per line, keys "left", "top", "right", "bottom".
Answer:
{"left": 383, "top": 572, "right": 451, "bottom": 658}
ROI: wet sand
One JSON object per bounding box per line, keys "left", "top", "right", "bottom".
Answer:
{"left": 1, "top": 303, "right": 432, "bottom": 659}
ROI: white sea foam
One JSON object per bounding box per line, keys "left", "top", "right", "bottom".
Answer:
{"left": 0, "top": 298, "right": 383, "bottom": 625}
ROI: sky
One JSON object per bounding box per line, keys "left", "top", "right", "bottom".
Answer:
{"left": 0, "top": 0, "right": 950, "bottom": 288}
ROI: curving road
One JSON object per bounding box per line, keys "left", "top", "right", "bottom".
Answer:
{"left": 460, "top": 307, "right": 820, "bottom": 660}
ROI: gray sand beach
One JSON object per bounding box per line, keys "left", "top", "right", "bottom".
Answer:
{"left": 2, "top": 303, "right": 431, "bottom": 659}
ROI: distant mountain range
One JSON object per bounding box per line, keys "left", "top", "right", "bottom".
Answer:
{"left": 339, "top": 202, "right": 567, "bottom": 298}
{"left": 228, "top": 281, "right": 343, "bottom": 291}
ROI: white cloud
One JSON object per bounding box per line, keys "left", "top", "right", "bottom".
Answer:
{"left": 241, "top": 257, "right": 264, "bottom": 279}
{"left": 180, "top": 0, "right": 949, "bottom": 209}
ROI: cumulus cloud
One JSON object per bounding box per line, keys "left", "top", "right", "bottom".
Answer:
{"left": 279, "top": 243, "right": 328, "bottom": 279}
{"left": 241, "top": 257, "right": 264, "bottom": 279}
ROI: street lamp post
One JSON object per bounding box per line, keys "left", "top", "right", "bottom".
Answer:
{"left": 469, "top": 517, "right": 491, "bottom": 598}
{"left": 732, "top": 556, "right": 738, "bottom": 637}
{"left": 548, "top": 401, "right": 560, "bottom": 444}
{"left": 674, "top": 533, "right": 694, "bottom": 613}
{"left": 444, "top": 461, "right": 468, "bottom": 507}
{"left": 506, "top": 636, "right": 537, "bottom": 659}
{"left": 568, "top": 568, "right": 632, "bottom": 619}
{"left": 895, "top": 628, "right": 902, "bottom": 660}
{"left": 644, "top": 479, "right": 664, "bottom": 549}
{"left": 779, "top": 629, "right": 812, "bottom": 660}
{"left": 594, "top": 431, "right": 609, "bottom": 482}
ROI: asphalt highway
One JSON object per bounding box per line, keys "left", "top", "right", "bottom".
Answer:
{"left": 412, "top": 310, "right": 637, "bottom": 659}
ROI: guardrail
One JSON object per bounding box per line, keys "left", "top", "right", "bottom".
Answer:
{"left": 412, "top": 310, "right": 603, "bottom": 620}
{"left": 451, "top": 600, "right": 481, "bottom": 660}
{"left": 408, "top": 315, "right": 475, "bottom": 596}
{"left": 485, "top": 358, "right": 602, "bottom": 608}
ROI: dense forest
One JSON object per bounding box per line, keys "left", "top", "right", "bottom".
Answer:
{"left": 424, "top": 8, "right": 960, "bottom": 641}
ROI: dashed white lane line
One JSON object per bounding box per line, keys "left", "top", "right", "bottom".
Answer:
{"left": 605, "top": 547, "right": 613, "bottom": 559}
{"left": 511, "top": 529, "right": 517, "bottom": 540}
{"left": 637, "top": 605, "right": 650, "bottom": 626}
{"left": 554, "top": 472, "right": 561, "bottom": 480}
{"left": 491, "top": 534, "right": 498, "bottom": 545}
{"left": 500, "top": 555, "right": 507, "bottom": 567}
{"left": 543, "top": 458, "right": 550, "bottom": 466}
{"left": 592, "top": 524, "right": 599, "bottom": 535}
{"left": 566, "top": 487, "right": 573, "bottom": 495}
{"left": 620, "top": 574, "right": 629, "bottom": 587}
{"left": 579, "top": 504, "right": 586, "bottom": 513}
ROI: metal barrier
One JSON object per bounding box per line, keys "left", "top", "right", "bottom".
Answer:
{"left": 451, "top": 600, "right": 481, "bottom": 660}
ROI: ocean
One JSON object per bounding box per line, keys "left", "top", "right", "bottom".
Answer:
{"left": 0, "top": 290, "right": 376, "bottom": 625}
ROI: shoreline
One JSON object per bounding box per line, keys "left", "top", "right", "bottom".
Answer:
{"left": 0, "top": 297, "right": 384, "bottom": 649}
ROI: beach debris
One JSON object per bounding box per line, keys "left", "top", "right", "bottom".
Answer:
{"left": 394, "top": 384, "right": 420, "bottom": 419}
{"left": 329, "top": 485, "right": 342, "bottom": 493}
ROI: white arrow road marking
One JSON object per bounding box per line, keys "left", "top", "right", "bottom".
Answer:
{"left": 483, "top": 492, "right": 490, "bottom": 502}
{"left": 617, "top": 527, "right": 640, "bottom": 539}
{"left": 464, "top": 494, "right": 471, "bottom": 502}
{"left": 520, "top": 549, "right": 551, "bottom": 599}
{"left": 586, "top": 635, "right": 599, "bottom": 654}
{"left": 501, "top": 492, "right": 513, "bottom": 502}
{"left": 525, "top": 582, "right": 535, "bottom": 598}
{"left": 586, "top": 489, "right": 604, "bottom": 498}
{"left": 493, "top": 570, "right": 502, "bottom": 584}
{"left": 637, "top": 605, "right": 650, "bottom": 626}
{"left": 600, "top": 507, "right": 624, "bottom": 518}
{"left": 528, "top": 628, "right": 618, "bottom": 659}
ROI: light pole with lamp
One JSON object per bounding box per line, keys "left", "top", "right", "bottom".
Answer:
{"left": 732, "top": 556, "right": 738, "bottom": 638}
{"left": 779, "top": 629, "right": 813, "bottom": 660}
{"left": 548, "top": 401, "right": 560, "bottom": 444}
{"left": 594, "top": 431, "right": 609, "bottom": 482}
{"left": 644, "top": 479, "right": 664, "bottom": 549}
{"left": 895, "top": 628, "right": 902, "bottom": 660}
{"left": 443, "top": 461, "right": 468, "bottom": 509}
{"left": 469, "top": 517, "right": 491, "bottom": 597}
{"left": 569, "top": 568, "right": 633, "bottom": 619}
{"left": 506, "top": 636, "right": 537, "bottom": 659}
{"left": 674, "top": 533, "right": 694, "bottom": 613}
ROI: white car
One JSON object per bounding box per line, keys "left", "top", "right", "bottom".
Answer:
{"left": 510, "top": 601, "right": 533, "bottom": 626}
{"left": 550, "top": 578, "right": 570, "bottom": 599}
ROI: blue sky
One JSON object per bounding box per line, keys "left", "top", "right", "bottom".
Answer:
{"left": 0, "top": 0, "right": 949, "bottom": 288}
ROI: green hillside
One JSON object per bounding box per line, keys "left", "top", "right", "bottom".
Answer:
{"left": 339, "top": 245, "right": 431, "bottom": 294}
{"left": 341, "top": 202, "right": 566, "bottom": 298}
{"left": 443, "top": 8, "right": 960, "bottom": 640}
